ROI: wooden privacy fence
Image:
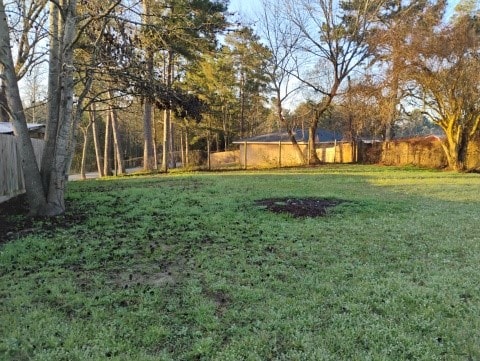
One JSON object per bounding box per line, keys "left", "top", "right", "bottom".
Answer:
{"left": 237, "top": 141, "right": 355, "bottom": 169}
{"left": 0, "top": 134, "right": 44, "bottom": 203}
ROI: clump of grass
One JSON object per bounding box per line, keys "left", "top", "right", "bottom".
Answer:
{"left": 1, "top": 166, "right": 479, "bottom": 360}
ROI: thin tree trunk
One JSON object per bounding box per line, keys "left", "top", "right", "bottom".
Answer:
{"left": 207, "top": 132, "right": 211, "bottom": 170}
{"left": 143, "top": 96, "right": 155, "bottom": 170}
{"left": 240, "top": 74, "right": 245, "bottom": 137}
{"left": 222, "top": 105, "right": 228, "bottom": 150}
{"left": 141, "top": 0, "right": 155, "bottom": 171}
{"left": 180, "top": 128, "right": 185, "bottom": 167}
{"left": 90, "top": 104, "right": 104, "bottom": 177}
{"left": 185, "top": 127, "right": 189, "bottom": 166}
{"left": 169, "top": 112, "right": 176, "bottom": 168}
{"left": 153, "top": 107, "right": 158, "bottom": 168}
{"left": 161, "top": 108, "right": 169, "bottom": 172}
{"left": 103, "top": 111, "right": 112, "bottom": 176}
{"left": 161, "top": 50, "right": 174, "bottom": 172}
{"left": 110, "top": 104, "right": 126, "bottom": 174}
{"left": 80, "top": 124, "right": 91, "bottom": 180}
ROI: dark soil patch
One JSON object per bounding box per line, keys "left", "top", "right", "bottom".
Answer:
{"left": 255, "top": 197, "right": 344, "bottom": 218}
{"left": 0, "top": 195, "right": 32, "bottom": 244}
{"left": 0, "top": 194, "right": 85, "bottom": 244}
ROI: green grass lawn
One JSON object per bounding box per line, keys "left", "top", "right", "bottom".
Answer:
{"left": 1, "top": 165, "right": 480, "bottom": 360}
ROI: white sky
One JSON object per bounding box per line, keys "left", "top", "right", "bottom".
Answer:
{"left": 228, "top": 0, "right": 260, "bottom": 22}
{"left": 228, "top": 0, "right": 259, "bottom": 14}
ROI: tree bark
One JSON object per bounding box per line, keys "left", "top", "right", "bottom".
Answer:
{"left": 161, "top": 51, "right": 174, "bottom": 172}
{"left": 90, "top": 104, "right": 104, "bottom": 177}
{"left": 308, "top": 122, "right": 319, "bottom": 164}
{"left": 110, "top": 102, "right": 126, "bottom": 175}
{"left": 441, "top": 128, "right": 470, "bottom": 171}
{"left": 40, "top": 0, "right": 62, "bottom": 192}
{"left": 185, "top": 126, "right": 189, "bottom": 166}
{"left": 275, "top": 91, "right": 305, "bottom": 163}
{"left": 161, "top": 108, "right": 170, "bottom": 172}
{"left": 169, "top": 112, "right": 176, "bottom": 168}
{"left": 103, "top": 110, "right": 113, "bottom": 176}
{"left": 80, "top": 124, "right": 91, "bottom": 180}
{"left": 0, "top": 0, "right": 47, "bottom": 214}
{"left": 143, "top": 97, "right": 155, "bottom": 170}
{"left": 141, "top": 0, "right": 156, "bottom": 171}
{"left": 0, "top": 73, "right": 9, "bottom": 120}
{"left": 45, "top": 0, "right": 78, "bottom": 215}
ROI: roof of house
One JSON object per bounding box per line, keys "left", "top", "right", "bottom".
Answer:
{"left": 0, "top": 122, "right": 45, "bottom": 135}
{"left": 233, "top": 129, "right": 343, "bottom": 144}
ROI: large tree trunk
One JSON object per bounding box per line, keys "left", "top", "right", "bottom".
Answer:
{"left": 1, "top": 0, "right": 80, "bottom": 216}
{"left": 45, "top": 0, "right": 78, "bottom": 215}
{"left": 40, "top": 1, "right": 62, "bottom": 192}
{"left": 0, "top": 1, "right": 47, "bottom": 214}
{"left": 441, "top": 128, "right": 469, "bottom": 171}
{"left": 0, "top": 74, "right": 9, "bottom": 120}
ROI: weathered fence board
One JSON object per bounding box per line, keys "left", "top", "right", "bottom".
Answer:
{"left": 0, "top": 134, "right": 44, "bottom": 203}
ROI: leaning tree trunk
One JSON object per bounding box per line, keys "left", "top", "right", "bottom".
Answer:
{"left": 308, "top": 91, "right": 337, "bottom": 165}
{"left": 275, "top": 92, "right": 305, "bottom": 164}
{"left": 441, "top": 128, "right": 469, "bottom": 171}
{"left": 80, "top": 123, "right": 92, "bottom": 180}
{"left": 0, "top": 1, "right": 47, "bottom": 214}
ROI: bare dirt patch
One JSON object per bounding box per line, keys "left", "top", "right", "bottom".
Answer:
{"left": 255, "top": 197, "right": 344, "bottom": 218}
{"left": 0, "top": 195, "right": 86, "bottom": 244}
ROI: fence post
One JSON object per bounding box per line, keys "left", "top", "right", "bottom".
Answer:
{"left": 278, "top": 140, "right": 282, "bottom": 168}
{"left": 334, "top": 139, "right": 337, "bottom": 163}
